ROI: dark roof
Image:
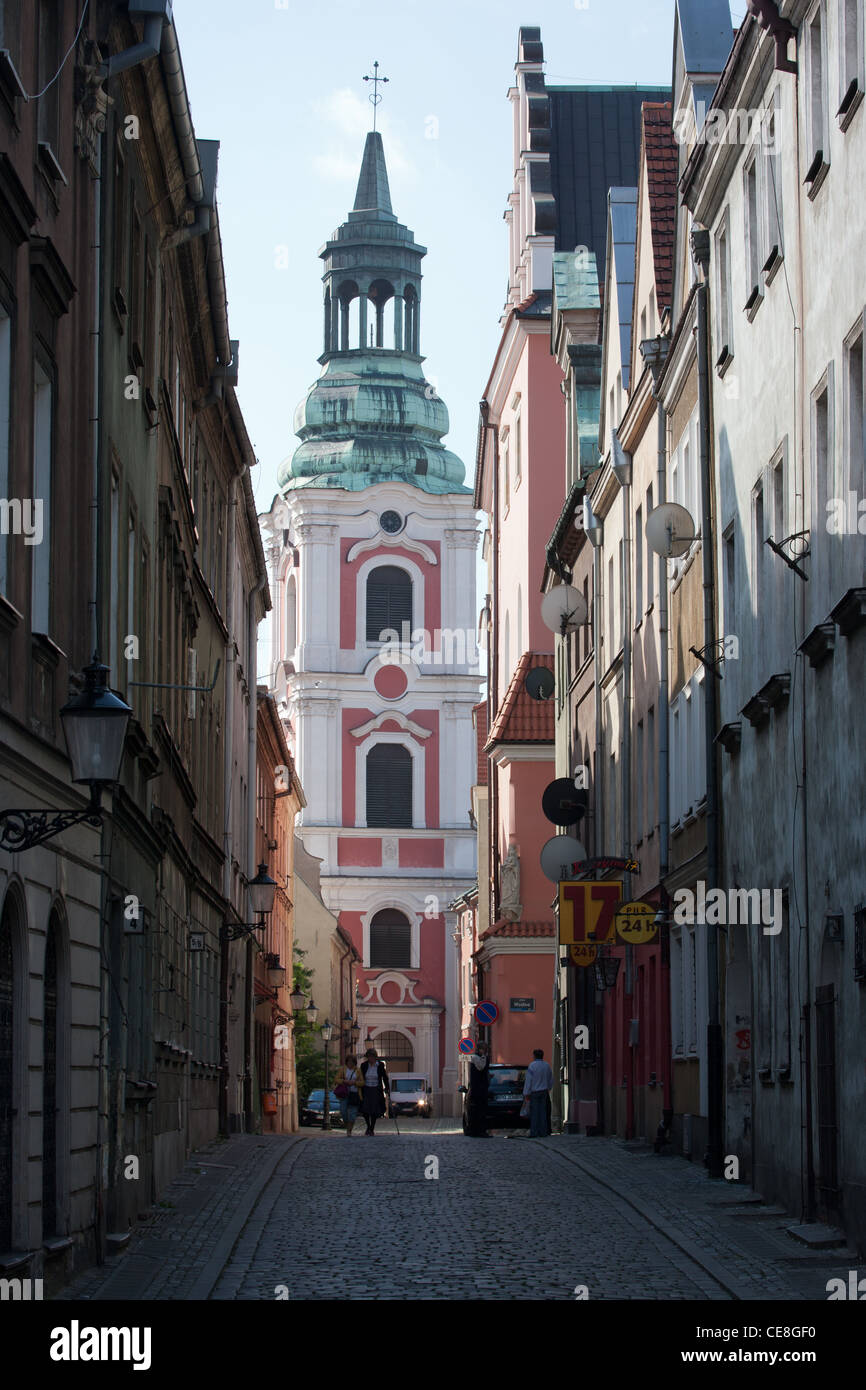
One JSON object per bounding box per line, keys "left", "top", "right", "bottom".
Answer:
{"left": 352, "top": 131, "right": 393, "bottom": 217}
{"left": 549, "top": 85, "right": 671, "bottom": 282}
{"left": 642, "top": 103, "right": 678, "bottom": 315}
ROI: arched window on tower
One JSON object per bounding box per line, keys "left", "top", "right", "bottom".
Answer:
{"left": 369, "top": 911, "right": 412, "bottom": 969}
{"left": 338, "top": 281, "right": 359, "bottom": 352}
{"left": 286, "top": 573, "right": 297, "bottom": 660}
{"left": 403, "top": 285, "right": 419, "bottom": 354}
{"left": 366, "top": 565, "right": 412, "bottom": 643}
{"left": 366, "top": 744, "right": 412, "bottom": 827}
{"left": 368, "top": 279, "right": 395, "bottom": 349}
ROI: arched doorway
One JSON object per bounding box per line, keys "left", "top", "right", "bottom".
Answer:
{"left": 373, "top": 1029, "right": 414, "bottom": 1075}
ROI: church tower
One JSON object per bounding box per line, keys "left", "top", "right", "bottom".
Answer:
{"left": 262, "top": 122, "right": 481, "bottom": 1111}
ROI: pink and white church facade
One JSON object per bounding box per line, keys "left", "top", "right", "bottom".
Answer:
{"left": 261, "top": 131, "right": 480, "bottom": 1112}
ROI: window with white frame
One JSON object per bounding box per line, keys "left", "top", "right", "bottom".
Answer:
{"left": 838, "top": 0, "right": 865, "bottom": 121}
{"left": 671, "top": 930, "right": 684, "bottom": 1053}
{"left": 723, "top": 523, "right": 736, "bottom": 640}
{"left": 635, "top": 504, "right": 643, "bottom": 618}
{"left": 744, "top": 154, "right": 762, "bottom": 305}
{"left": 607, "top": 554, "right": 615, "bottom": 657}
{"left": 845, "top": 321, "right": 865, "bottom": 498}
{"left": 647, "top": 705, "right": 655, "bottom": 837}
{"left": 813, "top": 371, "right": 835, "bottom": 539}
{"left": 645, "top": 483, "right": 653, "bottom": 606}
{"left": 715, "top": 214, "right": 734, "bottom": 363}
{"left": 635, "top": 718, "right": 644, "bottom": 843}
{"left": 763, "top": 90, "right": 783, "bottom": 262}
{"left": 806, "top": 1, "right": 829, "bottom": 179}
{"left": 514, "top": 412, "right": 522, "bottom": 487}
{"left": 670, "top": 408, "right": 700, "bottom": 576}
{"left": 752, "top": 480, "right": 765, "bottom": 618}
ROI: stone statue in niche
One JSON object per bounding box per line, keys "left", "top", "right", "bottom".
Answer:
{"left": 499, "top": 844, "right": 522, "bottom": 922}
{"left": 382, "top": 837, "right": 398, "bottom": 865}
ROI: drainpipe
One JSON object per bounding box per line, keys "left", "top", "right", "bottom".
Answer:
{"left": 219, "top": 469, "right": 238, "bottom": 1133}
{"left": 479, "top": 400, "right": 500, "bottom": 926}
{"left": 641, "top": 334, "right": 671, "bottom": 1118}
{"left": 246, "top": 554, "right": 267, "bottom": 1132}
{"left": 612, "top": 430, "right": 634, "bottom": 1136}
{"left": 791, "top": 47, "right": 815, "bottom": 1223}
{"left": 99, "top": 5, "right": 168, "bottom": 79}
{"left": 693, "top": 229, "right": 723, "bottom": 1180}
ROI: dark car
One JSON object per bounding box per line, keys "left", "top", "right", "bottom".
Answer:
{"left": 300, "top": 1089, "right": 344, "bottom": 1127}
{"left": 461, "top": 1065, "right": 528, "bottom": 1132}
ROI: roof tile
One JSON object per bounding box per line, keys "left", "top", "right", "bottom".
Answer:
{"left": 486, "top": 652, "right": 555, "bottom": 748}
{"left": 641, "top": 102, "right": 678, "bottom": 316}
{"left": 480, "top": 919, "right": 555, "bottom": 940}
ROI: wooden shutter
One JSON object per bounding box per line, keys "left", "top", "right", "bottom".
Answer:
{"left": 366, "top": 565, "right": 412, "bottom": 642}
{"left": 366, "top": 743, "right": 412, "bottom": 827}
{"left": 370, "top": 913, "right": 412, "bottom": 969}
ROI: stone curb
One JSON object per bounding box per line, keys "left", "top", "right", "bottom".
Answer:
{"left": 539, "top": 1140, "right": 752, "bottom": 1301}
{"left": 186, "top": 1135, "right": 309, "bottom": 1300}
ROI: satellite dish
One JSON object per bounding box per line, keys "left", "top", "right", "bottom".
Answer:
{"left": 542, "top": 779, "right": 588, "bottom": 826}
{"left": 540, "top": 834, "right": 587, "bottom": 883}
{"left": 645, "top": 502, "right": 695, "bottom": 559}
{"left": 525, "top": 667, "right": 555, "bottom": 702}
{"left": 541, "top": 584, "right": 588, "bottom": 635}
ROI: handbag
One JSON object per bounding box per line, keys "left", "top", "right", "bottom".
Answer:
{"left": 334, "top": 1082, "right": 349, "bottom": 1098}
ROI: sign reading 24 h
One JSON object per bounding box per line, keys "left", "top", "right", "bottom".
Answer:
{"left": 558, "top": 880, "right": 623, "bottom": 945}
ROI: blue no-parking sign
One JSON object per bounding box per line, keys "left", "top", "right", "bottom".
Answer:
{"left": 458, "top": 1036, "right": 475, "bottom": 1054}
{"left": 475, "top": 1000, "right": 499, "bottom": 1026}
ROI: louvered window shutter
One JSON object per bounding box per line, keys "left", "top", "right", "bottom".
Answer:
{"left": 369, "top": 912, "right": 412, "bottom": 968}
{"left": 366, "top": 744, "right": 412, "bottom": 827}
{"left": 366, "top": 566, "right": 412, "bottom": 642}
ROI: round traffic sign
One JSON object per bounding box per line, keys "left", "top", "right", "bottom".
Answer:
{"left": 614, "top": 900, "right": 658, "bottom": 945}
{"left": 569, "top": 943, "right": 598, "bottom": 968}
{"left": 458, "top": 1036, "right": 475, "bottom": 1054}
{"left": 475, "top": 1000, "right": 499, "bottom": 1025}
{"left": 542, "top": 778, "right": 588, "bottom": 826}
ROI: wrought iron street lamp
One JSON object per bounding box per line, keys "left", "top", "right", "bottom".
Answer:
{"left": 593, "top": 949, "right": 621, "bottom": 993}
{"left": 289, "top": 985, "right": 307, "bottom": 1014}
{"left": 306, "top": 998, "right": 319, "bottom": 1026}
{"left": 0, "top": 658, "right": 132, "bottom": 852}
{"left": 221, "top": 863, "right": 278, "bottom": 943}
{"left": 321, "top": 1018, "right": 333, "bottom": 1130}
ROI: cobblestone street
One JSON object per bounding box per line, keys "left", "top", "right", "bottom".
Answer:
{"left": 57, "top": 1123, "right": 859, "bottom": 1302}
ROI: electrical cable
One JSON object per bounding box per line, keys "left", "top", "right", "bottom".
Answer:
{"left": 24, "top": 0, "right": 90, "bottom": 103}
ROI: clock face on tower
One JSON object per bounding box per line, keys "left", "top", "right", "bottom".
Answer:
{"left": 379, "top": 510, "right": 403, "bottom": 534}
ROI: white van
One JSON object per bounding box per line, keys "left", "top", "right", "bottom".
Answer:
{"left": 389, "top": 1074, "right": 433, "bottom": 1117}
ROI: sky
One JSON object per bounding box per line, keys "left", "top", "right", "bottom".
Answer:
{"left": 173, "top": 0, "right": 721, "bottom": 522}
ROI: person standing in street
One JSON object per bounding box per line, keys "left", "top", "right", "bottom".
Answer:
{"left": 360, "top": 1046, "right": 390, "bottom": 1135}
{"left": 333, "top": 1053, "right": 363, "bottom": 1136}
{"left": 523, "top": 1048, "right": 554, "bottom": 1138}
{"left": 466, "top": 1041, "right": 490, "bottom": 1137}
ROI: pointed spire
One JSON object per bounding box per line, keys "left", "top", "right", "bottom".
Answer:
{"left": 353, "top": 131, "right": 393, "bottom": 216}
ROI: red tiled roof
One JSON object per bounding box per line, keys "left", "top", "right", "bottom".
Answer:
{"left": 486, "top": 652, "right": 554, "bottom": 748}
{"left": 473, "top": 701, "right": 489, "bottom": 785}
{"left": 642, "top": 102, "right": 677, "bottom": 317}
{"left": 480, "top": 919, "right": 555, "bottom": 940}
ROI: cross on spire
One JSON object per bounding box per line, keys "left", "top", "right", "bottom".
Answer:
{"left": 363, "top": 61, "right": 389, "bottom": 131}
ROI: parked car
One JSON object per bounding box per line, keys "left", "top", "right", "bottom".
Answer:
{"left": 460, "top": 1065, "right": 529, "bottom": 1132}
{"left": 389, "top": 1074, "right": 433, "bottom": 1117}
{"left": 300, "top": 1089, "right": 344, "bottom": 1126}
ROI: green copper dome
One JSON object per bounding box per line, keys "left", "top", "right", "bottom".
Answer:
{"left": 279, "top": 132, "right": 469, "bottom": 496}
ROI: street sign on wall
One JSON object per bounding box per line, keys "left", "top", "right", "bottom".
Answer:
{"left": 558, "top": 880, "right": 623, "bottom": 945}
{"left": 509, "top": 997, "right": 535, "bottom": 1012}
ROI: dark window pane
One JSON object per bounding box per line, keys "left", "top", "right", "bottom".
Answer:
{"left": 366, "top": 744, "right": 412, "bottom": 827}
{"left": 366, "top": 565, "right": 412, "bottom": 642}
{"left": 369, "top": 913, "right": 411, "bottom": 969}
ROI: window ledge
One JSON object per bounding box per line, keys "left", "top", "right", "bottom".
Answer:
{"left": 37, "top": 141, "right": 68, "bottom": 188}
{"left": 762, "top": 245, "right": 784, "bottom": 286}
{"left": 804, "top": 152, "right": 830, "bottom": 199}
{"left": 716, "top": 345, "right": 734, "bottom": 377}
{"left": 0, "top": 592, "right": 23, "bottom": 637}
{"left": 837, "top": 79, "right": 863, "bottom": 132}
{"left": 743, "top": 285, "right": 763, "bottom": 322}
{"left": 0, "top": 49, "right": 26, "bottom": 121}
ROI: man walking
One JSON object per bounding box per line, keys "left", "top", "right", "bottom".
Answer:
{"left": 523, "top": 1048, "right": 554, "bottom": 1138}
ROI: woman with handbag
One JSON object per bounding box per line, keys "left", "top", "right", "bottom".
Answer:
{"left": 333, "top": 1053, "right": 363, "bottom": 1136}
{"left": 359, "top": 1046, "right": 390, "bottom": 1136}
